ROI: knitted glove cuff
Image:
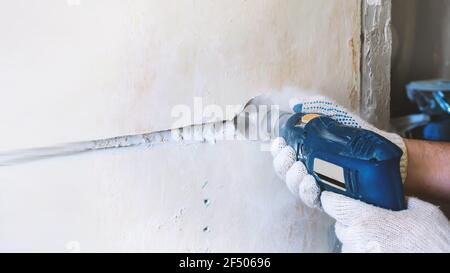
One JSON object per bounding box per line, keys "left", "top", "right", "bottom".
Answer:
{"left": 378, "top": 131, "right": 408, "bottom": 184}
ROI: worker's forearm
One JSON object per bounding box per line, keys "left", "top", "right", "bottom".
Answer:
{"left": 404, "top": 139, "right": 450, "bottom": 202}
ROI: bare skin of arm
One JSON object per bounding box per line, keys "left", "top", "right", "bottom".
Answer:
{"left": 404, "top": 139, "right": 450, "bottom": 203}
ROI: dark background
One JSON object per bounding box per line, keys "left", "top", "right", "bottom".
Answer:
{"left": 391, "top": 0, "right": 450, "bottom": 118}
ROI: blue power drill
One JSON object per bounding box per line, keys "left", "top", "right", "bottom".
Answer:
{"left": 279, "top": 113, "right": 406, "bottom": 211}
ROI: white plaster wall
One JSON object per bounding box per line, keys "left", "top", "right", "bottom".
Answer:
{"left": 0, "top": 0, "right": 361, "bottom": 252}
{"left": 0, "top": 0, "right": 360, "bottom": 150}
{"left": 0, "top": 142, "right": 334, "bottom": 252}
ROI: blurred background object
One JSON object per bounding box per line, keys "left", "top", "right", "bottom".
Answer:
{"left": 392, "top": 80, "right": 450, "bottom": 141}
{"left": 391, "top": 0, "right": 450, "bottom": 118}
{"left": 391, "top": 0, "right": 450, "bottom": 142}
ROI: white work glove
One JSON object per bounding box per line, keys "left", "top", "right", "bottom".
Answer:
{"left": 272, "top": 96, "right": 450, "bottom": 253}
{"left": 321, "top": 192, "right": 450, "bottom": 253}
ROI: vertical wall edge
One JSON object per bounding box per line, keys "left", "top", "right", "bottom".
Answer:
{"left": 361, "top": 0, "right": 393, "bottom": 129}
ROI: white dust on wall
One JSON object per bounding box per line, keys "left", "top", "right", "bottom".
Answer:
{"left": 0, "top": 0, "right": 360, "bottom": 150}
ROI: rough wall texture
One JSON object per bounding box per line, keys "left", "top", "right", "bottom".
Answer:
{"left": 361, "top": 0, "right": 392, "bottom": 129}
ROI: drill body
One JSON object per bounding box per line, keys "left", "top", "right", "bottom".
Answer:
{"left": 280, "top": 113, "right": 406, "bottom": 211}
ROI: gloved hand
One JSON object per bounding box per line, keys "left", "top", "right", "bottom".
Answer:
{"left": 271, "top": 96, "right": 408, "bottom": 208}
{"left": 271, "top": 96, "right": 450, "bottom": 253}
{"left": 321, "top": 191, "right": 450, "bottom": 253}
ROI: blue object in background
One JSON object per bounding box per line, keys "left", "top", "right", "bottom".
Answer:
{"left": 423, "top": 119, "right": 450, "bottom": 141}
{"left": 404, "top": 79, "right": 450, "bottom": 141}
{"left": 407, "top": 79, "right": 450, "bottom": 115}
